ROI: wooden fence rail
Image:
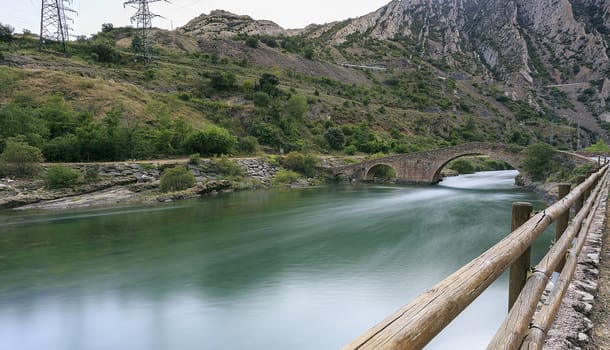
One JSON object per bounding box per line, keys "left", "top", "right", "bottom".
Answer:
{"left": 342, "top": 165, "right": 608, "bottom": 350}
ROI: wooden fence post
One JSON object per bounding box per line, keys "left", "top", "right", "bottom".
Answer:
{"left": 509, "top": 202, "right": 534, "bottom": 311}
{"left": 555, "top": 183, "right": 571, "bottom": 272}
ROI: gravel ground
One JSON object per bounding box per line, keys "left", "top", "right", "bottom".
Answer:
{"left": 543, "top": 186, "right": 609, "bottom": 349}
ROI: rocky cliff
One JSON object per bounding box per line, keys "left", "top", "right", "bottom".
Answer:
{"left": 179, "top": 10, "right": 294, "bottom": 39}
{"left": 305, "top": 0, "right": 609, "bottom": 86}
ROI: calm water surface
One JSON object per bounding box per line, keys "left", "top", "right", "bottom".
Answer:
{"left": 0, "top": 170, "right": 553, "bottom": 350}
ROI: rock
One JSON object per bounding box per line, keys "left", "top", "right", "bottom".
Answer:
{"left": 574, "top": 281, "right": 598, "bottom": 295}
{"left": 575, "top": 290, "right": 595, "bottom": 302}
{"left": 136, "top": 174, "right": 155, "bottom": 183}
{"left": 574, "top": 302, "right": 593, "bottom": 315}
{"left": 586, "top": 253, "right": 600, "bottom": 265}
{"left": 577, "top": 333, "right": 589, "bottom": 343}
{"left": 0, "top": 184, "right": 8, "bottom": 191}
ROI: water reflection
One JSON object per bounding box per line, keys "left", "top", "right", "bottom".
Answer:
{"left": 0, "top": 170, "right": 553, "bottom": 350}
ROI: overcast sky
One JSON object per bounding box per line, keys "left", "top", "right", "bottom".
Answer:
{"left": 1, "top": 0, "right": 389, "bottom": 37}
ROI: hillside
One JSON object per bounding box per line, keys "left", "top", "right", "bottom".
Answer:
{"left": 0, "top": 1, "right": 606, "bottom": 164}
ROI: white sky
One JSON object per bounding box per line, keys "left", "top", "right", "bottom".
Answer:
{"left": 0, "top": 0, "right": 389, "bottom": 37}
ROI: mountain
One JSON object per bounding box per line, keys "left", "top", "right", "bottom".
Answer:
{"left": 2, "top": 1, "right": 609, "bottom": 165}
{"left": 179, "top": 10, "right": 299, "bottom": 39}
{"left": 179, "top": 1, "right": 610, "bottom": 140}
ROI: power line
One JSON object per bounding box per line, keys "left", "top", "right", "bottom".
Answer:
{"left": 124, "top": 0, "right": 169, "bottom": 64}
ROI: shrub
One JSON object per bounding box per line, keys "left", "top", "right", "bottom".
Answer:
{"left": 324, "top": 127, "right": 345, "bottom": 150}
{"left": 238, "top": 136, "right": 259, "bottom": 154}
{"left": 253, "top": 92, "right": 271, "bottom": 107}
{"left": 0, "top": 23, "right": 14, "bottom": 42}
{"left": 0, "top": 139, "right": 44, "bottom": 176}
{"left": 245, "top": 37, "right": 258, "bottom": 48}
{"left": 209, "top": 71, "right": 237, "bottom": 91}
{"left": 344, "top": 145, "right": 357, "bottom": 155}
{"left": 211, "top": 156, "right": 244, "bottom": 177}
{"left": 582, "top": 140, "right": 610, "bottom": 152}
{"left": 188, "top": 153, "right": 201, "bottom": 166}
{"left": 183, "top": 126, "right": 237, "bottom": 156}
{"left": 258, "top": 73, "right": 280, "bottom": 96}
{"left": 522, "top": 142, "right": 556, "bottom": 180}
{"left": 90, "top": 43, "right": 122, "bottom": 63}
{"left": 84, "top": 165, "right": 100, "bottom": 182}
{"left": 287, "top": 95, "right": 308, "bottom": 120}
{"left": 272, "top": 169, "right": 300, "bottom": 185}
{"left": 45, "top": 165, "right": 80, "bottom": 189}
{"left": 283, "top": 152, "right": 319, "bottom": 177}
{"left": 160, "top": 166, "right": 196, "bottom": 192}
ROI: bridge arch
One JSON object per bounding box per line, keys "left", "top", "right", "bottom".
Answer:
{"left": 365, "top": 163, "right": 397, "bottom": 182}
{"left": 430, "top": 152, "right": 520, "bottom": 184}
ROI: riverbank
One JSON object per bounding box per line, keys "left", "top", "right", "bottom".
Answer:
{"left": 0, "top": 158, "right": 281, "bottom": 210}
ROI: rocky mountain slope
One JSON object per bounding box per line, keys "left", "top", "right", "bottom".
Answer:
{"left": 179, "top": 1, "right": 610, "bottom": 139}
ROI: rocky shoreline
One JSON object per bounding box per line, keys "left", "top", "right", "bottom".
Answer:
{"left": 0, "top": 158, "right": 280, "bottom": 210}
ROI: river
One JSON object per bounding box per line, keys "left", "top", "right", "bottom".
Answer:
{"left": 0, "top": 170, "right": 553, "bottom": 350}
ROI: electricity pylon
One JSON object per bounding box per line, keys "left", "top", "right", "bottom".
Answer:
{"left": 124, "top": 0, "right": 168, "bottom": 63}
{"left": 40, "top": 0, "right": 76, "bottom": 53}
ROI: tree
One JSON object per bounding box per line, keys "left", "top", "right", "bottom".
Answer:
{"left": 101, "top": 23, "right": 114, "bottom": 33}
{"left": 245, "top": 36, "right": 258, "bottom": 48}
{"left": 0, "top": 139, "right": 44, "bottom": 176}
{"left": 253, "top": 92, "right": 271, "bottom": 107}
{"left": 183, "top": 126, "right": 237, "bottom": 156}
{"left": 287, "top": 95, "right": 307, "bottom": 120}
{"left": 209, "top": 71, "right": 237, "bottom": 91}
{"left": 522, "top": 142, "right": 556, "bottom": 180}
{"left": 0, "top": 23, "right": 14, "bottom": 42}
{"left": 324, "top": 127, "right": 345, "bottom": 150}
{"left": 160, "top": 166, "right": 196, "bottom": 192}
{"left": 258, "top": 73, "right": 280, "bottom": 96}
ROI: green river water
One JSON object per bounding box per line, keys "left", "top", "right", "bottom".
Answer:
{"left": 0, "top": 170, "right": 554, "bottom": 350}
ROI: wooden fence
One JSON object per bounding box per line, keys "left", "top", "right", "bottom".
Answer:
{"left": 342, "top": 165, "right": 609, "bottom": 350}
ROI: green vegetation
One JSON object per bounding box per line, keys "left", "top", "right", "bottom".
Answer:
{"left": 446, "top": 156, "right": 513, "bottom": 174}
{"left": 0, "top": 23, "right": 586, "bottom": 166}
{"left": 182, "top": 125, "right": 237, "bottom": 157}
{"left": 522, "top": 143, "right": 556, "bottom": 180}
{"left": 582, "top": 140, "right": 610, "bottom": 152}
{"left": 0, "top": 139, "right": 44, "bottom": 177}
{"left": 282, "top": 152, "right": 319, "bottom": 177}
{"left": 187, "top": 153, "right": 201, "bottom": 166}
{"left": 211, "top": 156, "right": 244, "bottom": 177}
{"left": 272, "top": 169, "right": 301, "bottom": 185}
{"left": 160, "top": 166, "right": 196, "bottom": 192}
{"left": 45, "top": 165, "right": 80, "bottom": 189}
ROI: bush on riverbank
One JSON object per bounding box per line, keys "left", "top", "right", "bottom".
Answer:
{"left": 272, "top": 169, "right": 300, "bottom": 185}
{"left": 0, "top": 139, "right": 44, "bottom": 177}
{"left": 45, "top": 165, "right": 80, "bottom": 189}
{"left": 282, "top": 152, "right": 319, "bottom": 177}
{"left": 522, "top": 142, "right": 557, "bottom": 180}
{"left": 160, "top": 166, "right": 196, "bottom": 192}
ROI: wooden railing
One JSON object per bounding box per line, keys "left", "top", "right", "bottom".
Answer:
{"left": 342, "top": 165, "right": 609, "bottom": 350}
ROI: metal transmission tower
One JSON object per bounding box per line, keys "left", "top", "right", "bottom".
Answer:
{"left": 40, "top": 0, "right": 76, "bottom": 53}
{"left": 124, "top": 0, "right": 168, "bottom": 63}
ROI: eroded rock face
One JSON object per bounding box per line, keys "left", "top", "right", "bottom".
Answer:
{"left": 304, "top": 0, "right": 610, "bottom": 86}
{"left": 178, "top": 10, "right": 290, "bottom": 39}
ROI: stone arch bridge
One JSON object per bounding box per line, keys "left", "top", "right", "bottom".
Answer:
{"left": 331, "top": 142, "right": 592, "bottom": 184}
